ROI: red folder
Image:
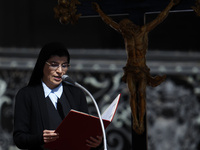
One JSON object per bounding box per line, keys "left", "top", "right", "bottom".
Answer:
{"left": 44, "top": 94, "right": 121, "bottom": 150}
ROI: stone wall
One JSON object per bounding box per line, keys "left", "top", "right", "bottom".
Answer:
{"left": 0, "top": 48, "right": 200, "bottom": 150}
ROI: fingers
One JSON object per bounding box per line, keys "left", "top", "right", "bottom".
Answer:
{"left": 86, "top": 136, "right": 103, "bottom": 148}
{"left": 43, "top": 130, "right": 59, "bottom": 143}
{"left": 92, "top": 2, "right": 100, "bottom": 11}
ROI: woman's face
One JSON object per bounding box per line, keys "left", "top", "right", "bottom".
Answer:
{"left": 42, "top": 56, "right": 69, "bottom": 89}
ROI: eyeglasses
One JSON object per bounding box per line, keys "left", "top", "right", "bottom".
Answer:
{"left": 45, "top": 61, "right": 70, "bottom": 71}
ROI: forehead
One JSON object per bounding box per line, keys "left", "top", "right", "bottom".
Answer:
{"left": 48, "top": 56, "right": 68, "bottom": 62}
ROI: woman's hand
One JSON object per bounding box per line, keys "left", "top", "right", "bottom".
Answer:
{"left": 43, "top": 130, "right": 59, "bottom": 143}
{"left": 86, "top": 136, "right": 103, "bottom": 148}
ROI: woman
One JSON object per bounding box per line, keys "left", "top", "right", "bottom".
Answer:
{"left": 13, "top": 42, "right": 102, "bottom": 149}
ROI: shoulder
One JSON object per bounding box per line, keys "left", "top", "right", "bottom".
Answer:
{"left": 62, "top": 81, "right": 86, "bottom": 98}
{"left": 16, "top": 86, "right": 32, "bottom": 96}
{"left": 16, "top": 84, "right": 42, "bottom": 98}
{"left": 62, "top": 82, "right": 83, "bottom": 93}
{"left": 15, "top": 84, "right": 44, "bottom": 108}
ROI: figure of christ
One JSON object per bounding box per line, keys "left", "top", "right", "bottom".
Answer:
{"left": 93, "top": 0, "right": 180, "bottom": 134}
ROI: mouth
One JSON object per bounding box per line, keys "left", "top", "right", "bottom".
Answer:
{"left": 54, "top": 76, "right": 62, "bottom": 81}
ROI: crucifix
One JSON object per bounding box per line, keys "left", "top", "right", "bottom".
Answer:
{"left": 53, "top": 0, "right": 182, "bottom": 149}
{"left": 92, "top": 0, "right": 180, "bottom": 135}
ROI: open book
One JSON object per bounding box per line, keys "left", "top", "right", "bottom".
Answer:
{"left": 44, "top": 94, "right": 121, "bottom": 150}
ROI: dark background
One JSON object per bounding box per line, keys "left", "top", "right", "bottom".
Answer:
{"left": 0, "top": 0, "right": 198, "bottom": 50}
{"left": 0, "top": 1, "right": 200, "bottom": 150}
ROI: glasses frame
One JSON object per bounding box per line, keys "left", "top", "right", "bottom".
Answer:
{"left": 45, "top": 61, "right": 70, "bottom": 71}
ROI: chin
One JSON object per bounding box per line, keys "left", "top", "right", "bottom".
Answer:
{"left": 54, "top": 81, "right": 62, "bottom": 85}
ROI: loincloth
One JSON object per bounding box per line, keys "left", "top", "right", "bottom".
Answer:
{"left": 122, "top": 66, "right": 166, "bottom": 87}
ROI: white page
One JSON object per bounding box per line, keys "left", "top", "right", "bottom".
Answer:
{"left": 101, "top": 94, "right": 120, "bottom": 121}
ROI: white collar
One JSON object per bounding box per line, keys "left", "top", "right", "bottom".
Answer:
{"left": 42, "top": 81, "right": 63, "bottom": 99}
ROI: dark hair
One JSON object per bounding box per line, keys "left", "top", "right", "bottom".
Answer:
{"left": 28, "top": 42, "right": 70, "bottom": 86}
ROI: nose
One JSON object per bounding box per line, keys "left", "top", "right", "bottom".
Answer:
{"left": 56, "top": 65, "right": 63, "bottom": 73}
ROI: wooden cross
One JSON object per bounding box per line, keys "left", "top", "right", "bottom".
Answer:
{"left": 53, "top": 0, "right": 196, "bottom": 149}
{"left": 92, "top": 0, "right": 180, "bottom": 135}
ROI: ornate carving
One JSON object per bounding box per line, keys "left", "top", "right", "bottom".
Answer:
{"left": 147, "top": 77, "right": 200, "bottom": 150}
{"left": 192, "top": 0, "right": 200, "bottom": 16}
{"left": 0, "top": 57, "right": 200, "bottom": 150}
{"left": 54, "top": 0, "right": 81, "bottom": 24}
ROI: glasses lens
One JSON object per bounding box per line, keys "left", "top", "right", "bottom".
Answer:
{"left": 61, "top": 63, "right": 69, "bottom": 68}
{"left": 46, "top": 62, "right": 69, "bottom": 70}
{"left": 51, "top": 63, "right": 59, "bottom": 68}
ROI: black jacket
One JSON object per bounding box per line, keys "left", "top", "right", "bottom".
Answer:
{"left": 13, "top": 82, "right": 88, "bottom": 150}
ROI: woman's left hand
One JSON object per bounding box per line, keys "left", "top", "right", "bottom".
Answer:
{"left": 86, "top": 136, "right": 103, "bottom": 148}
{"left": 43, "top": 130, "right": 59, "bottom": 143}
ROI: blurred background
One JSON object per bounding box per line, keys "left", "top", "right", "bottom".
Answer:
{"left": 0, "top": 0, "right": 200, "bottom": 150}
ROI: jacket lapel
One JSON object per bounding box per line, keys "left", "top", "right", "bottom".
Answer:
{"left": 35, "top": 84, "right": 50, "bottom": 129}
{"left": 63, "top": 83, "right": 77, "bottom": 110}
